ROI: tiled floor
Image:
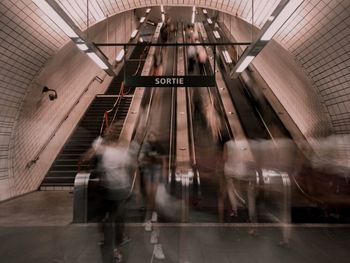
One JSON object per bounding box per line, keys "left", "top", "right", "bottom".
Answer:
{"left": 1, "top": 191, "right": 350, "bottom": 263}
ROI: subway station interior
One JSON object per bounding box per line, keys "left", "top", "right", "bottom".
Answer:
{"left": 0, "top": 0, "right": 350, "bottom": 262}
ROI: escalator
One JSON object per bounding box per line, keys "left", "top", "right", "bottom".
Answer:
{"left": 202, "top": 20, "right": 339, "bottom": 223}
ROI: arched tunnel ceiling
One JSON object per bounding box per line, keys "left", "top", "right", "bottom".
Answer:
{"left": 0, "top": 0, "right": 349, "bottom": 135}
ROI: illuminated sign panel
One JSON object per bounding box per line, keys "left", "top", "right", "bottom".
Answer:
{"left": 124, "top": 76, "right": 215, "bottom": 87}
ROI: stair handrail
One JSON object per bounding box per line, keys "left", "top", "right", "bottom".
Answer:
{"left": 26, "top": 75, "right": 107, "bottom": 169}
{"left": 99, "top": 81, "right": 125, "bottom": 136}
{"left": 99, "top": 45, "right": 150, "bottom": 136}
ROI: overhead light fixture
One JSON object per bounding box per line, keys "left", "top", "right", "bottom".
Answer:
{"left": 222, "top": 50, "right": 232, "bottom": 64}
{"left": 76, "top": 43, "right": 89, "bottom": 51}
{"left": 261, "top": 0, "right": 303, "bottom": 41}
{"left": 146, "top": 8, "right": 151, "bottom": 14}
{"left": 236, "top": 55, "right": 255, "bottom": 72}
{"left": 207, "top": 18, "right": 213, "bottom": 24}
{"left": 191, "top": 7, "right": 196, "bottom": 24}
{"left": 33, "top": 0, "right": 115, "bottom": 76}
{"left": 87, "top": 52, "right": 108, "bottom": 69}
{"left": 230, "top": 0, "right": 304, "bottom": 78}
{"left": 161, "top": 14, "right": 165, "bottom": 22}
{"left": 75, "top": 39, "right": 89, "bottom": 51}
{"left": 32, "top": 0, "right": 79, "bottom": 38}
{"left": 116, "top": 49, "right": 125, "bottom": 63}
{"left": 131, "top": 29, "right": 138, "bottom": 39}
{"left": 203, "top": 9, "right": 207, "bottom": 14}
{"left": 213, "top": 30, "right": 220, "bottom": 39}
{"left": 140, "top": 17, "right": 145, "bottom": 23}
{"left": 160, "top": 5, "right": 164, "bottom": 13}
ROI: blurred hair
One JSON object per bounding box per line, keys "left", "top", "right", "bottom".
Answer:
{"left": 102, "top": 123, "right": 120, "bottom": 143}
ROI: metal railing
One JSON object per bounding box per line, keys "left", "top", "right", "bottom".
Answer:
{"left": 26, "top": 75, "right": 107, "bottom": 169}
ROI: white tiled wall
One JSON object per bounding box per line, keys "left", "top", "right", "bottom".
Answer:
{"left": 274, "top": 0, "right": 350, "bottom": 135}
{"left": 0, "top": 10, "right": 136, "bottom": 201}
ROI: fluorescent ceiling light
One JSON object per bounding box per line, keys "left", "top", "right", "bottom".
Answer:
{"left": 203, "top": 9, "right": 207, "bottom": 14}
{"left": 160, "top": 5, "right": 164, "bottom": 13}
{"left": 161, "top": 14, "right": 165, "bottom": 22}
{"left": 192, "top": 6, "right": 196, "bottom": 12}
{"left": 236, "top": 55, "right": 255, "bottom": 72}
{"left": 87, "top": 52, "right": 108, "bottom": 69}
{"left": 261, "top": 0, "right": 303, "bottom": 41}
{"left": 222, "top": 50, "right": 232, "bottom": 64}
{"left": 213, "top": 30, "right": 220, "bottom": 39}
{"left": 76, "top": 43, "right": 88, "bottom": 51}
{"left": 116, "top": 49, "right": 125, "bottom": 62}
{"left": 33, "top": 0, "right": 79, "bottom": 38}
{"left": 146, "top": 8, "right": 151, "bottom": 14}
{"left": 140, "top": 17, "right": 145, "bottom": 23}
{"left": 207, "top": 18, "right": 213, "bottom": 24}
{"left": 131, "top": 29, "right": 138, "bottom": 39}
{"left": 191, "top": 12, "right": 195, "bottom": 24}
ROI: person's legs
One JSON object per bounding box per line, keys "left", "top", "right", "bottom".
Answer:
{"left": 218, "top": 175, "right": 227, "bottom": 222}
{"left": 226, "top": 178, "right": 239, "bottom": 216}
{"left": 247, "top": 181, "right": 257, "bottom": 223}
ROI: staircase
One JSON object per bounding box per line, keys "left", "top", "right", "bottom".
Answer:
{"left": 40, "top": 44, "right": 148, "bottom": 190}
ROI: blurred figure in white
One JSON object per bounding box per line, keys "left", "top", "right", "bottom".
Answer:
{"left": 221, "top": 139, "right": 257, "bottom": 224}
{"left": 191, "top": 24, "right": 199, "bottom": 42}
{"left": 151, "top": 49, "right": 163, "bottom": 77}
{"left": 196, "top": 41, "right": 208, "bottom": 75}
{"left": 139, "top": 132, "right": 166, "bottom": 260}
{"left": 81, "top": 123, "right": 138, "bottom": 263}
{"left": 94, "top": 135, "right": 134, "bottom": 263}
{"left": 309, "top": 135, "right": 350, "bottom": 178}
{"left": 253, "top": 138, "right": 296, "bottom": 245}
{"left": 187, "top": 40, "right": 196, "bottom": 74}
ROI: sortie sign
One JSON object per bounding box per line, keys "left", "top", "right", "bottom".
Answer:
{"left": 124, "top": 76, "right": 216, "bottom": 87}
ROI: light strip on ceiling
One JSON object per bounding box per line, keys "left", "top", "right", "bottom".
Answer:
{"left": 203, "top": 9, "right": 207, "bottom": 14}
{"left": 131, "top": 29, "right": 138, "bottom": 39}
{"left": 76, "top": 43, "right": 89, "bottom": 51}
{"left": 140, "top": 17, "right": 145, "bottom": 23}
{"left": 116, "top": 49, "right": 125, "bottom": 62}
{"left": 160, "top": 5, "right": 164, "bottom": 13}
{"left": 236, "top": 56, "right": 255, "bottom": 73}
{"left": 222, "top": 50, "right": 232, "bottom": 64}
{"left": 213, "top": 30, "right": 220, "bottom": 39}
{"left": 231, "top": 0, "right": 303, "bottom": 77}
{"left": 191, "top": 6, "right": 196, "bottom": 24}
{"left": 261, "top": 0, "right": 303, "bottom": 41}
{"left": 32, "top": 0, "right": 78, "bottom": 38}
{"left": 146, "top": 8, "right": 151, "bottom": 14}
{"left": 87, "top": 52, "right": 108, "bottom": 69}
{"left": 207, "top": 18, "right": 213, "bottom": 24}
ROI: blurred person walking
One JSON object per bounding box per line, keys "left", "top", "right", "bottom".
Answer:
{"left": 82, "top": 126, "right": 135, "bottom": 263}
{"left": 222, "top": 139, "right": 257, "bottom": 224}
{"left": 139, "top": 132, "right": 166, "bottom": 260}
{"left": 196, "top": 42, "right": 208, "bottom": 75}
